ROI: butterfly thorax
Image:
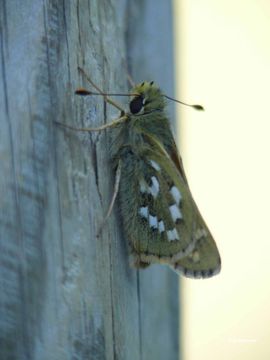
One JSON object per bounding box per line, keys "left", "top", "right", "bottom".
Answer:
{"left": 111, "top": 81, "right": 176, "bottom": 167}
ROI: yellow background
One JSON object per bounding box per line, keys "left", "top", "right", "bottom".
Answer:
{"left": 174, "top": 1, "right": 270, "bottom": 359}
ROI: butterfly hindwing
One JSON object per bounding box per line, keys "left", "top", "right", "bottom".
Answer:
{"left": 118, "top": 138, "right": 198, "bottom": 266}
{"left": 172, "top": 231, "right": 221, "bottom": 278}
{"left": 167, "top": 139, "right": 221, "bottom": 277}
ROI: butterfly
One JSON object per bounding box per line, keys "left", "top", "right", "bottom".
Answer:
{"left": 56, "top": 72, "right": 221, "bottom": 279}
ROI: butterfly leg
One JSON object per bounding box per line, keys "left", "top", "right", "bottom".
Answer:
{"left": 54, "top": 114, "right": 128, "bottom": 133}
{"left": 97, "top": 160, "right": 122, "bottom": 237}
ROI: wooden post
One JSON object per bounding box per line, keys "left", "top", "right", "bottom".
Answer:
{"left": 0, "top": 1, "right": 179, "bottom": 359}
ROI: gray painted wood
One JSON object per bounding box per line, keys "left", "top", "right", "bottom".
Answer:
{"left": 0, "top": 1, "right": 179, "bottom": 359}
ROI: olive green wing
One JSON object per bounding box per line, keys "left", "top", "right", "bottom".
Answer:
{"left": 171, "top": 234, "right": 221, "bottom": 278}
{"left": 166, "top": 136, "right": 221, "bottom": 278}
{"left": 118, "top": 132, "right": 221, "bottom": 278}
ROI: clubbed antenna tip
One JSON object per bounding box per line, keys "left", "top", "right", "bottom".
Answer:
{"left": 192, "top": 104, "right": 205, "bottom": 111}
{"left": 75, "top": 88, "right": 93, "bottom": 96}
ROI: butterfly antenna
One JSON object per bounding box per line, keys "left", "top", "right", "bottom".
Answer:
{"left": 75, "top": 88, "right": 138, "bottom": 97}
{"left": 163, "top": 95, "right": 204, "bottom": 111}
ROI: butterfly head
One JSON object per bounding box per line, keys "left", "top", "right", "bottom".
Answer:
{"left": 129, "top": 81, "right": 166, "bottom": 115}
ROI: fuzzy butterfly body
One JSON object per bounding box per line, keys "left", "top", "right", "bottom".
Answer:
{"left": 110, "top": 82, "right": 221, "bottom": 278}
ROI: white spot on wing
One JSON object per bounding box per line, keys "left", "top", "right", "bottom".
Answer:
{"left": 149, "top": 160, "right": 161, "bottom": 171}
{"left": 170, "top": 186, "right": 182, "bottom": 205}
{"left": 169, "top": 204, "right": 182, "bottom": 222}
{"left": 149, "top": 215, "right": 158, "bottom": 229}
{"left": 149, "top": 176, "right": 159, "bottom": 198}
{"left": 158, "top": 220, "right": 165, "bottom": 233}
{"left": 139, "top": 179, "right": 148, "bottom": 193}
{"left": 195, "top": 228, "right": 207, "bottom": 240}
{"left": 191, "top": 250, "right": 200, "bottom": 263}
{"left": 167, "top": 228, "right": 179, "bottom": 241}
{"left": 139, "top": 206, "right": 148, "bottom": 219}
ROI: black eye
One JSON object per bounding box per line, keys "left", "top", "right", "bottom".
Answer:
{"left": 129, "top": 96, "right": 144, "bottom": 114}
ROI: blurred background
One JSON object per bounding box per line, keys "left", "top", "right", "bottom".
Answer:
{"left": 174, "top": 1, "right": 270, "bottom": 359}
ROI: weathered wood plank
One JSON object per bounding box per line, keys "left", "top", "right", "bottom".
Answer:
{"left": 0, "top": 1, "right": 179, "bottom": 359}
{"left": 127, "top": 2, "right": 179, "bottom": 359}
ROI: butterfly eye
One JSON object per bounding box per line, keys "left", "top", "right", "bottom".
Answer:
{"left": 130, "top": 96, "right": 144, "bottom": 114}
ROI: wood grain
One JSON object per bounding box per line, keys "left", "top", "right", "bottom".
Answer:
{"left": 0, "top": 1, "right": 179, "bottom": 359}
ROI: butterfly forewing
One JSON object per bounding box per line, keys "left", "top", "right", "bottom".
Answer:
{"left": 118, "top": 136, "right": 200, "bottom": 266}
